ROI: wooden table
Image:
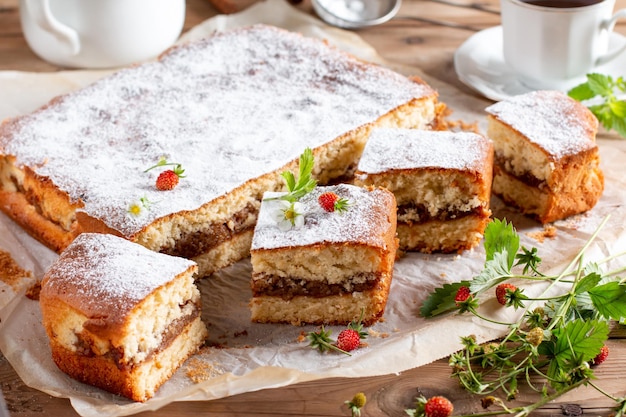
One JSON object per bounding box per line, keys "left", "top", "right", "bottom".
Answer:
{"left": 0, "top": 0, "right": 625, "bottom": 416}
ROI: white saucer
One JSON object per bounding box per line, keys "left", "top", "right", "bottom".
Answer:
{"left": 454, "top": 26, "right": 626, "bottom": 101}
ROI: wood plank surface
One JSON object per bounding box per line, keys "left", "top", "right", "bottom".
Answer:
{"left": 0, "top": 0, "right": 625, "bottom": 416}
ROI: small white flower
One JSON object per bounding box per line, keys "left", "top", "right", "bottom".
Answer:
{"left": 272, "top": 200, "right": 305, "bottom": 231}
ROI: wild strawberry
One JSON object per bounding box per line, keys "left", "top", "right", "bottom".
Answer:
{"left": 591, "top": 344, "right": 609, "bottom": 365}
{"left": 496, "top": 283, "right": 517, "bottom": 305}
{"left": 454, "top": 286, "right": 471, "bottom": 305}
{"left": 336, "top": 328, "right": 361, "bottom": 352}
{"left": 526, "top": 327, "right": 544, "bottom": 347}
{"left": 156, "top": 170, "right": 180, "bottom": 190}
{"left": 318, "top": 191, "right": 350, "bottom": 213}
{"left": 145, "top": 158, "right": 186, "bottom": 191}
{"left": 345, "top": 392, "right": 367, "bottom": 417}
{"left": 424, "top": 396, "right": 454, "bottom": 417}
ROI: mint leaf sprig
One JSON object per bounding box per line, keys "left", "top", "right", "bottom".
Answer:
{"left": 420, "top": 217, "right": 626, "bottom": 416}
{"left": 568, "top": 73, "right": 626, "bottom": 138}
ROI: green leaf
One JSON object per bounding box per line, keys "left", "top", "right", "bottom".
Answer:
{"left": 586, "top": 73, "right": 613, "bottom": 96}
{"left": 567, "top": 82, "right": 596, "bottom": 101}
{"left": 483, "top": 218, "right": 519, "bottom": 268}
{"left": 609, "top": 99, "right": 626, "bottom": 118}
{"left": 470, "top": 250, "right": 512, "bottom": 294}
{"left": 420, "top": 281, "right": 471, "bottom": 317}
{"left": 277, "top": 148, "right": 317, "bottom": 202}
{"left": 546, "top": 319, "right": 609, "bottom": 382}
{"left": 613, "top": 113, "right": 626, "bottom": 138}
{"left": 281, "top": 171, "right": 296, "bottom": 192}
{"left": 575, "top": 272, "right": 602, "bottom": 295}
{"left": 588, "top": 281, "right": 626, "bottom": 320}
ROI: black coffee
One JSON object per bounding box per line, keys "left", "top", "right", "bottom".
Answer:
{"left": 520, "top": 0, "right": 603, "bottom": 7}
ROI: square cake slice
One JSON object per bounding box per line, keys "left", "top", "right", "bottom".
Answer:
{"left": 250, "top": 184, "right": 398, "bottom": 326}
{"left": 486, "top": 90, "right": 604, "bottom": 224}
{"left": 39, "top": 233, "right": 208, "bottom": 402}
{"left": 354, "top": 128, "right": 493, "bottom": 253}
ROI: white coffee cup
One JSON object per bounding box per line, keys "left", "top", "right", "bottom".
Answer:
{"left": 500, "top": 0, "right": 626, "bottom": 89}
{"left": 19, "top": 0, "right": 186, "bottom": 69}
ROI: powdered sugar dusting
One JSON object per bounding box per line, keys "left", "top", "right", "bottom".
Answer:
{"left": 251, "top": 184, "right": 393, "bottom": 250}
{"left": 0, "top": 25, "right": 433, "bottom": 237}
{"left": 356, "top": 128, "right": 491, "bottom": 174}
{"left": 42, "top": 233, "right": 195, "bottom": 320}
{"left": 485, "top": 90, "right": 597, "bottom": 158}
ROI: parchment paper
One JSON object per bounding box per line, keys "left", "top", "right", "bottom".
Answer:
{"left": 1, "top": 1, "right": 625, "bottom": 416}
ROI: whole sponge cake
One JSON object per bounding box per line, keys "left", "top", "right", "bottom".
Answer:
{"left": 486, "top": 90, "right": 603, "bottom": 224}
{"left": 0, "top": 24, "right": 439, "bottom": 277}
{"left": 39, "top": 233, "right": 208, "bottom": 402}
{"left": 250, "top": 184, "right": 397, "bottom": 326}
{"left": 354, "top": 128, "right": 493, "bottom": 253}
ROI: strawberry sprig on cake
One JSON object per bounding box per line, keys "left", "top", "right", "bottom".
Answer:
{"left": 144, "top": 157, "right": 186, "bottom": 191}
{"left": 267, "top": 148, "right": 352, "bottom": 230}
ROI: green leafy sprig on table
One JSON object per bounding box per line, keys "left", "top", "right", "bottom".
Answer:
{"left": 420, "top": 218, "right": 626, "bottom": 417}
{"left": 568, "top": 73, "right": 626, "bottom": 138}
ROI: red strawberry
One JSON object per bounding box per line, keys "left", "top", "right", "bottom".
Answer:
{"left": 592, "top": 344, "right": 609, "bottom": 365}
{"left": 496, "top": 283, "right": 517, "bottom": 305}
{"left": 454, "top": 286, "right": 471, "bottom": 305}
{"left": 156, "top": 170, "right": 180, "bottom": 191}
{"left": 424, "top": 396, "right": 454, "bottom": 417}
{"left": 336, "top": 328, "right": 361, "bottom": 352}
{"left": 318, "top": 191, "right": 350, "bottom": 213}
{"left": 145, "top": 158, "right": 186, "bottom": 191}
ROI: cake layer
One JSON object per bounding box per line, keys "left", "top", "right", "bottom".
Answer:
{"left": 49, "top": 316, "right": 207, "bottom": 402}
{"left": 0, "top": 25, "right": 439, "bottom": 276}
{"left": 396, "top": 215, "right": 490, "bottom": 254}
{"left": 249, "top": 270, "right": 392, "bottom": 326}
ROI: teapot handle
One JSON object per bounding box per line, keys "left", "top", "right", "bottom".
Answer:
{"left": 23, "top": 0, "right": 80, "bottom": 55}
{"left": 596, "top": 9, "right": 626, "bottom": 67}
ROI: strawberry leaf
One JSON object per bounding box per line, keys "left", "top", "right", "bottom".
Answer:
{"left": 420, "top": 281, "right": 471, "bottom": 317}
{"left": 469, "top": 250, "right": 513, "bottom": 294}
{"left": 588, "top": 281, "right": 626, "bottom": 320}
{"left": 277, "top": 148, "right": 317, "bottom": 202}
{"left": 545, "top": 319, "right": 609, "bottom": 385}
{"left": 483, "top": 218, "right": 519, "bottom": 269}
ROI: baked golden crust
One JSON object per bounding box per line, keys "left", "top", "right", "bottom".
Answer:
{"left": 486, "top": 91, "right": 603, "bottom": 224}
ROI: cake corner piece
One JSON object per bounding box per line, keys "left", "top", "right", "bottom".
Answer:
{"left": 39, "top": 232, "right": 208, "bottom": 402}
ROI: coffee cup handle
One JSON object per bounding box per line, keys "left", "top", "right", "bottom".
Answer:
{"left": 596, "top": 9, "right": 626, "bottom": 66}
{"left": 23, "top": 0, "right": 80, "bottom": 55}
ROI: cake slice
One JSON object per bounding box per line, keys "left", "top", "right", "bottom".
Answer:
{"left": 39, "top": 233, "right": 208, "bottom": 402}
{"left": 485, "top": 90, "right": 604, "bottom": 224}
{"left": 249, "top": 183, "right": 398, "bottom": 326}
{"left": 0, "top": 24, "right": 440, "bottom": 278}
{"left": 354, "top": 128, "right": 493, "bottom": 253}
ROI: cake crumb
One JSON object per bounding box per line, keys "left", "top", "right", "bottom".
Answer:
{"left": 296, "top": 331, "right": 307, "bottom": 343}
{"left": 185, "top": 357, "right": 225, "bottom": 383}
{"left": 0, "top": 250, "right": 32, "bottom": 291}
{"left": 526, "top": 225, "right": 557, "bottom": 243}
